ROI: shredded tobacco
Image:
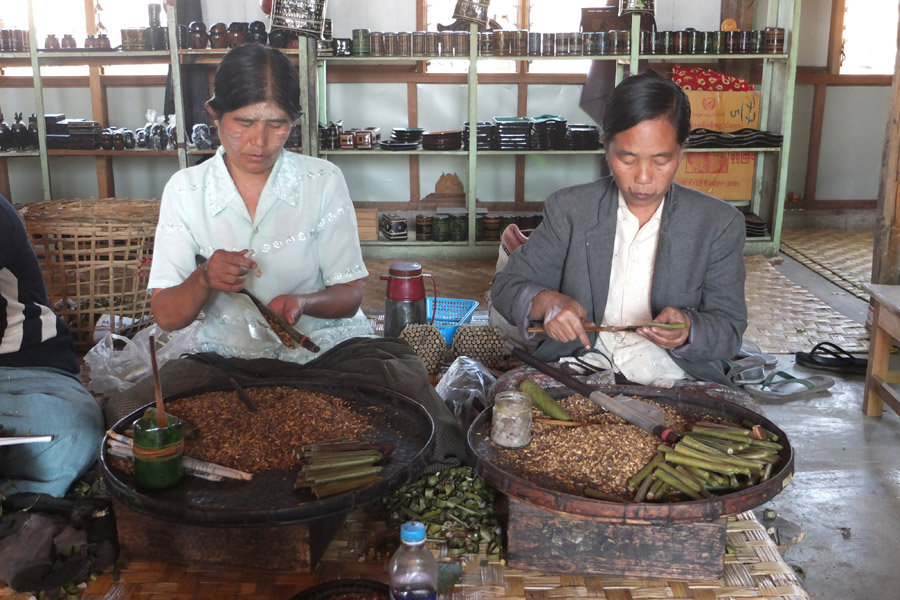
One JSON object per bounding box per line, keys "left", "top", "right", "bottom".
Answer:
{"left": 164, "top": 386, "right": 377, "bottom": 473}
{"left": 489, "top": 393, "right": 691, "bottom": 501}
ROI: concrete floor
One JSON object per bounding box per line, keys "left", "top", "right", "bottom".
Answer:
{"left": 760, "top": 255, "right": 896, "bottom": 600}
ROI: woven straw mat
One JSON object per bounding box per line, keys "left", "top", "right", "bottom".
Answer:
{"left": 744, "top": 255, "right": 868, "bottom": 354}
{"left": 781, "top": 228, "right": 873, "bottom": 302}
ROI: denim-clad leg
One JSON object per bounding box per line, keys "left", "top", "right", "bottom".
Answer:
{"left": 0, "top": 366, "right": 104, "bottom": 497}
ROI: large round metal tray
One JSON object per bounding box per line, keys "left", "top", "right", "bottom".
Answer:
{"left": 100, "top": 377, "right": 435, "bottom": 525}
{"left": 467, "top": 383, "right": 794, "bottom": 525}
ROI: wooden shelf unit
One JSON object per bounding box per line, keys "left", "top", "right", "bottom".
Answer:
{"left": 313, "top": 1, "right": 799, "bottom": 259}
{"left": 0, "top": 1, "right": 798, "bottom": 258}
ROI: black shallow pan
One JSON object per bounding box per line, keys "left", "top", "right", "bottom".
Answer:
{"left": 100, "top": 377, "right": 434, "bottom": 525}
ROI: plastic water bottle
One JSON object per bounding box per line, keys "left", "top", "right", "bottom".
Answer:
{"left": 388, "top": 521, "right": 438, "bottom": 600}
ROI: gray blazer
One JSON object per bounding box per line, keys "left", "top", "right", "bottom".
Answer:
{"left": 491, "top": 176, "right": 747, "bottom": 387}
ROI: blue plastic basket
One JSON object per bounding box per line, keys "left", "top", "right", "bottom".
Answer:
{"left": 426, "top": 297, "right": 479, "bottom": 345}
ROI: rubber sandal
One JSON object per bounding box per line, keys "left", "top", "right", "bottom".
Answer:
{"left": 744, "top": 370, "right": 835, "bottom": 401}
{"left": 795, "top": 341, "right": 868, "bottom": 375}
{"left": 725, "top": 356, "right": 767, "bottom": 385}
{"left": 737, "top": 338, "right": 778, "bottom": 367}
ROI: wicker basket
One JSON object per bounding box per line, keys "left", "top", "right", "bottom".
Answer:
{"left": 270, "top": 0, "right": 329, "bottom": 39}
{"left": 17, "top": 198, "right": 160, "bottom": 352}
{"left": 453, "top": 0, "right": 490, "bottom": 27}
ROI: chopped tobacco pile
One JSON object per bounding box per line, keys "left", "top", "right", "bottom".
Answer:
{"left": 163, "top": 386, "right": 378, "bottom": 473}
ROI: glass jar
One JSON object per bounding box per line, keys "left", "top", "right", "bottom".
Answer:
{"left": 397, "top": 32, "right": 412, "bottom": 56}
{"left": 454, "top": 30, "right": 470, "bottom": 56}
{"left": 491, "top": 392, "right": 532, "bottom": 448}
{"left": 415, "top": 214, "right": 433, "bottom": 241}
{"left": 432, "top": 214, "right": 450, "bottom": 241}
{"left": 369, "top": 31, "right": 384, "bottom": 56}
{"left": 764, "top": 27, "right": 786, "bottom": 54}
{"left": 383, "top": 32, "right": 398, "bottom": 57}
{"left": 448, "top": 214, "right": 468, "bottom": 241}
{"left": 411, "top": 31, "right": 426, "bottom": 56}
{"left": 541, "top": 32, "right": 555, "bottom": 56}
{"left": 425, "top": 31, "right": 439, "bottom": 56}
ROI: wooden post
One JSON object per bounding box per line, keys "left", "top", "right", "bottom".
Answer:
{"left": 872, "top": 16, "right": 900, "bottom": 284}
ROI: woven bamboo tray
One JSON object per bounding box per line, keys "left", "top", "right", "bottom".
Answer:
{"left": 17, "top": 198, "right": 160, "bottom": 351}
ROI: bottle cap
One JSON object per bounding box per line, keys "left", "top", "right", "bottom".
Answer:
{"left": 400, "top": 521, "right": 426, "bottom": 543}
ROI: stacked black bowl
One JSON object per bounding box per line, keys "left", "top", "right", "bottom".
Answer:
{"left": 493, "top": 116, "right": 533, "bottom": 150}
{"left": 743, "top": 212, "right": 769, "bottom": 238}
{"left": 531, "top": 115, "right": 568, "bottom": 150}
{"left": 421, "top": 130, "right": 463, "bottom": 151}
{"left": 462, "top": 121, "right": 494, "bottom": 150}
{"left": 379, "top": 127, "right": 425, "bottom": 150}
{"left": 566, "top": 124, "right": 602, "bottom": 150}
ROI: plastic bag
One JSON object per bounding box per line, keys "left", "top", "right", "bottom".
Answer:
{"left": 84, "top": 321, "right": 202, "bottom": 397}
{"left": 435, "top": 356, "right": 497, "bottom": 432}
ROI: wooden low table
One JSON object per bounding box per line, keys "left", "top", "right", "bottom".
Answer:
{"left": 862, "top": 283, "right": 900, "bottom": 417}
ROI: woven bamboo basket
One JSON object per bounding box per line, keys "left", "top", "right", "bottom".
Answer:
{"left": 17, "top": 198, "right": 160, "bottom": 352}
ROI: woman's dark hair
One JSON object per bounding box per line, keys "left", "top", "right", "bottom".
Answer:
{"left": 207, "top": 43, "right": 302, "bottom": 120}
{"left": 602, "top": 70, "right": 691, "bottom": 145}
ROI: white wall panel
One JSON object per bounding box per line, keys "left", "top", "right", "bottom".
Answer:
{"left": 816, "top": 86, "right": 891, "bottom": 201}
{"left": 330, "top": 154, "right": 412, "bottom": 203}
{"left": 325, "top": 82, "right": 409, "bottom": 132}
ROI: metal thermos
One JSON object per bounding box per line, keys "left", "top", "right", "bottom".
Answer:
{"left": 381, "top": 261, "right": 436, "bottom": 337}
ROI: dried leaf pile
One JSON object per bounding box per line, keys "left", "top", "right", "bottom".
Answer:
{"left": 489, "top": 393, "right": 690, "bottom": 500}
{"left": 165, "top": 387, "right": 377, "bottom": 473}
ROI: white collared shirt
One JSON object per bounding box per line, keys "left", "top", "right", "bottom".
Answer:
{"left": 595, "top": 192, "right": 687, "bottom": 386}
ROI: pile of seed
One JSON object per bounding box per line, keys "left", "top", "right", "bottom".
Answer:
{"left": 489, "top": 394, "right": 690, "bottom": 500}
{"left": 165, "top": 386, "right": 377, "bottom": 473}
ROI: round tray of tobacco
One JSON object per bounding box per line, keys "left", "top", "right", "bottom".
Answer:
{"left": 100, "top": 377, "right": 435, "bottom": 525}
{"left": 466, "top": 382, "right": 794, "bottom": 524}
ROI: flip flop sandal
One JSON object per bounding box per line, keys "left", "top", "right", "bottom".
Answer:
{"left": 725, "top": 356, "right": 767, "bottom": 385}
{"left": 743, "top": 370, "right": 835, "bottom": 401}
{"left": 795, "top": 341, "right": 868, "bottom": 375}
{"left": 737, "top": 338, "right": 778, "bottom": 367}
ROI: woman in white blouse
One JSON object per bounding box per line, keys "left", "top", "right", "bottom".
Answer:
{"left": 148, "top": 44, "right": 373, "bottom": 362}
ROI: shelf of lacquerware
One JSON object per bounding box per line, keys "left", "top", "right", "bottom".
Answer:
{"left": 47, "top": 149, "right": 178, "bottom": 156}
{"left": 180, "top": 48, "right": 300, "bottom": 65}
{"left": 638, "top": 53, "right": 789, "bottom": 61}
{"left": 321, "top": 149, "right": 469, "bottom": 156}
{"left": 319, "top": 56, "right": 440, "bottom": 64}
{"left": 0, "top": 150, "right": 41, "bottom": 157}
{"left": 35, "top": 50, "right": 171, "bottom": 66}
{"left": 482, "top": 54, "right": 624, "bottom": 61}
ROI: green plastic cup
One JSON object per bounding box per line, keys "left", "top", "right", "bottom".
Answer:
{"left": 132, "top": 417, "right": 184, "bottom": 490}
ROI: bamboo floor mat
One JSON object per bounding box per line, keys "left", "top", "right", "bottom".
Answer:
{"left": 781, "top": 228, "right": 873, "bottom": 301}
{"left": 744, "top": 254, "right": 869, "bottom": 354}
{"left": 0, "top": 509, "right": 807, "bottom": 600}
